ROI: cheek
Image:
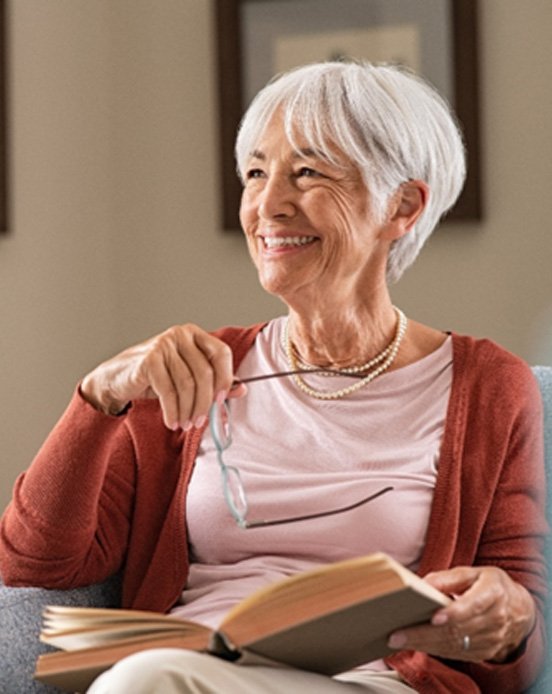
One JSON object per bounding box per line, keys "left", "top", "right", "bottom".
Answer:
{"left": 316, "top": 192, "right": 358, "bottom": 237}
{"left": 239, "top": 190, "right": 262, "bottom": 237}
{"left": 239, "top": 216, "right": 261, "bottom": 266}
{"left": 242, "top": 227, "right": 258, "bottom": 263}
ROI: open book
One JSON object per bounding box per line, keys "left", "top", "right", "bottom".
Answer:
{"left": 35, "top": 552, "right": 450, "bottom": 692}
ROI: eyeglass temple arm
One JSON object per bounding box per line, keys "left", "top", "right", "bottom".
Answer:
{"left": 233, "top": 368, "right": 367, "bottom": 387}
{"left": 242, "top": 485, "right": 394, "bottom": 529}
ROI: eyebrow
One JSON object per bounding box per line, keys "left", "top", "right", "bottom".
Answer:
{"left": 250, "top": 147, "right": 322, "bottom": 161}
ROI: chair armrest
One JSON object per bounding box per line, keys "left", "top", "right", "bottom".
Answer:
{"left": 0, "top": 575, "right": 121, "bottom": 694}
{"left": 528, "top": 367, "right": 552, "bottom": 692}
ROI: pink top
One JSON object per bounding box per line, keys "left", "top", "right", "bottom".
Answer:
{"left": 171, "top": 318, "right": 453, "bottom": 663}
{"left": 1, "top": 320, "right": 546, "bottom": 691}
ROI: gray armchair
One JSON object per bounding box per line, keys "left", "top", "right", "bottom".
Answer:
{"left": 2, "top": 367, "right": 551, "bottom": 694}
{"left": 0, "top": 574, "right": 121, "bottom": 693}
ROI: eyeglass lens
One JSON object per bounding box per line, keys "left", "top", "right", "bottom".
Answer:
{"left": 223, "top": 465, "right": 248, "bottom": 520}
{"left": 209, "top": 379, "right": 393, "bottom": 529}
{"left": 211, "top": 401, "right": 231, "bottom": 448}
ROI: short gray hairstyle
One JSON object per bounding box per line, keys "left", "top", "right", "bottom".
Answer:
{"left": 235, "top": 61, "right": 466, "bottom": 283}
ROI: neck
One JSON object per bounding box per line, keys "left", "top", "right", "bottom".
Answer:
{"left": 287, "top": 299, "right": 399, "bottom": 370}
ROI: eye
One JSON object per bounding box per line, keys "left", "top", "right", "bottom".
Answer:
{"left": 245, "top": 168, "right": 265, "bottom": 180}
{"left": 297, "top": 167, "right": 320, "bottom": 178}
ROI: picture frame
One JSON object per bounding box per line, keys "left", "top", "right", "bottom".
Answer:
{"left": 0, "top": 0, "right": 7, "bottom": 233}
{"left": 215, "top": 0, "right": 481, "bottom": 231}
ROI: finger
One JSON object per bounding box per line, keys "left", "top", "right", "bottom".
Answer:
{"left": 398, "top": 568, "right": 536, "bottom": 662}
{"left": 388, "top": 623, "right": 461, "bottom": 659}
{"left": 392, "top": 600, "right": 516, "bottom": 660}
{"left": 228, "top": 382, "right": 248, "bottom": 399}
{"left": 425, "top": 566, "right": 481, "bottom": 595}
{"left": 147, "top": 325, "right": 226, "bottom": 428}
{"left": 424, "top": 566, "right": 485, "bottom": 626}
{"left": 140, "top": 336, "right": 203, "bottom": 430}
{"left": 175, "top": 336, "right": 216, "bottom": 426}
{"left": 388, "top": 620, "right": 496, "bottom": 662}
{"left": 177, "top": 328, "right": 237, "bottom": 423}
{"left": 431, "top": 571, "right": 501, "bottom": 626}
{"left": 163, "top": 345, "right": 197, "bottom": 428}
{"left": 192, "top": 330, "right": 235, "bottom": 401}
{"left": 143, "top": 351, "right": 181, "bottom": 429}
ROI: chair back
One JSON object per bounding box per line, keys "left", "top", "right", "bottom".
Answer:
{"left": 531, "top": 366, "right": 552, "bottom": 693}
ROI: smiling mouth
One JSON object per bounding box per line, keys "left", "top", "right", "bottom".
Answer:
{"left": 262, "top": 235, "right": 317, "bottom": 249}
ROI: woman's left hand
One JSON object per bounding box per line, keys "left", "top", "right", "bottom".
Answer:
{"left": 387, "top": 566, "right": 536, "bottom": 662}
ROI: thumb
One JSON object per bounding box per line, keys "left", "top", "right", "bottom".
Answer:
{"left": 424, "top": 566, "right": 480, "bottom": 595}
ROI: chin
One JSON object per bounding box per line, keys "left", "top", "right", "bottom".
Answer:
{"left": 258, "top": 276, "right": 286, "bottom": 298}
{"left": 255, "top": 269, "right": 287, "bottom": 297}
{"left": 258, "top": 272, "right": 311, "bottom": 306}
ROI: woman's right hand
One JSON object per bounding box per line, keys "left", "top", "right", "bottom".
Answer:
{"left": 80, "top": 324, "right": 239, "bottom": 430}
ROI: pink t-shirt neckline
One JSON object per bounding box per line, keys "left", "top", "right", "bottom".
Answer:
{"left": 173, "top": 318, "right": 453, "bottom": 645}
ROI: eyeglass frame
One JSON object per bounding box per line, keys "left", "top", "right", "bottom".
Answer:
{"left": 208, "top": 368, "right": 393, "bottom": 529}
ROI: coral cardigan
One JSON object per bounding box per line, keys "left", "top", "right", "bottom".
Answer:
{"left": 0, "top": 325, "right": 547, "bottom": 693}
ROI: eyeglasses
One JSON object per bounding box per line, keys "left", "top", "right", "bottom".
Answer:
{"left": 209, "top": 368, "right": 393, "bottom": 529}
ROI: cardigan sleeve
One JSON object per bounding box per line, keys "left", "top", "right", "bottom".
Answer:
{"left": 390, "top": 350, "right": 548, "bottom": 694}
{"left": 0, "top": 325, "right": 264, "bottom": 603}
{"left": 0, "top": 388, "right": 137, "bottom": 589}
{"left": 456, "top": 355, "right": 548, "bottom": 692}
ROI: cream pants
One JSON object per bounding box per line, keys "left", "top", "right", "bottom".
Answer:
{"left": 87, "top": 649, "right": 416, "bottom": 694}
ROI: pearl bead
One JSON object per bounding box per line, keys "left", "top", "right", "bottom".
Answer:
{"left": 285, "top": 308, "right": 407, "bottom": 400}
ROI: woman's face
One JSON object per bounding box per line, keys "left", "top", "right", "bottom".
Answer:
{"left": 239, "top": 116, "right": 396, "bottom": 309}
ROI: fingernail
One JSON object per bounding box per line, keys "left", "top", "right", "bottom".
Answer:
{"left": 388, "top": 632, "right": 406, "bottom": 649}
{"left": 170, "top": 422, "right": 181, "bottom": 431}
{"left": 194, "top": 415, "right": 207, "bottom": 429}
{"left": 230, "top": 382, "right": 248, "bottom": 398}
{"left": 182, "top": 420, "right": 193, "bottom": 432}
{"left": 216, "top": 390, "right": 228, "bottom": 406}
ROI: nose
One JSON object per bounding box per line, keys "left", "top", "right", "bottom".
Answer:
{"left": 258, "top": 175, "right": 297, "bottom": 220}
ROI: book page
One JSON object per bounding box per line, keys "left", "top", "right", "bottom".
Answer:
{"left": 41, "top": 606, "right": 210, "bottom": 651}
{"left": 35, "top": 631, "right": 213, "bottom": 691}
{"left": 43, "top": 605, "right": 186, "bottom": 628}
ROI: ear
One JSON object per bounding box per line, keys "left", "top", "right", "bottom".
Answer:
{"left": 381, "top": 180, "right": 429, "bottom": 241}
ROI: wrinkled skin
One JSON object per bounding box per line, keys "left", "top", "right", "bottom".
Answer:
{"left": 81, "top": 115, "right": 537, "bottom": 663}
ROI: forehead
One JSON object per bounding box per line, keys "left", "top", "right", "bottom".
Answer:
{"left": 247, "top": 113, "right": 349, "bottom": 167}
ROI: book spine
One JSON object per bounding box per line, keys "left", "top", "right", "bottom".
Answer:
{"left": 208, "top": 631, "right": 241, "bottom": 662}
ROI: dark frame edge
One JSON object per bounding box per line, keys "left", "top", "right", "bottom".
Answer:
{"left": 450, "top": 0, "right": 482, "bottom": 221}
{"left": 215, "top": 0, "right": 244, "bottom": 231}
{"left": 0, "top": 0, "right": 8, "bottom": 233}
{"left": 215, "top": 0, "right": 482, "bottom": 231}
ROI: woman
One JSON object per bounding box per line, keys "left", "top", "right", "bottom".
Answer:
{"left": 0, "top": 61, "right": 547, "bottom": 693}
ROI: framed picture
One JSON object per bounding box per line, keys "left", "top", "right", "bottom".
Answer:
{"left": 0, "top": 0, "right": 7, "bottom": 233}
{"left": 215, "top": 0, "right": 481, "bottom": 231}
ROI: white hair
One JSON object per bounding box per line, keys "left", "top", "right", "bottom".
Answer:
{"left": 235, "top": 61, "right": 466, "bottom": 283}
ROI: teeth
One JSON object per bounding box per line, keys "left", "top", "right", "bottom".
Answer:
{"left": 263, "top": 236, "right": 316, "bottom": 248}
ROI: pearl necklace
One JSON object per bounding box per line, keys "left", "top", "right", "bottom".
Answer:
{"left": 285, "top": 307, "right": 407, "bottom": 400}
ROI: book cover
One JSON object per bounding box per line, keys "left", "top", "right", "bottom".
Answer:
{"left": 35, "top": 552, "right": 450, "bottom": 691}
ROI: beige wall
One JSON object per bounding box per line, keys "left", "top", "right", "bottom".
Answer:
{"left": 391, "top": 0, "right": 552, "bottom": 361}
{"left": 0, "top": 0, "right": 551, "bottom": 513}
